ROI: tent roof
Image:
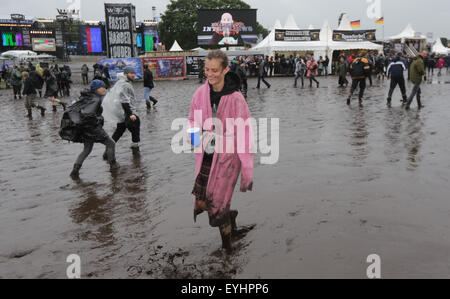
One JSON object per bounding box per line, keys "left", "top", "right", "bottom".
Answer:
{"left": 308, "top": 24, "right": 315, "bottom": 30}
{"left": 337, "top": 14, "right": 353, "bottom": 31}
{"left": 284, "top": 14, "right": 299, "bottom": 30}
{"left": 169, "top": 40, "right": 183, "bottom": 51}
{"left": 389, "top": 23, "right": 426, "bottom": 40}
{"left": 273, "top": 19, "right": 283, "bottom": 30}
{"left": 432, "top": 39, "right": 450, "bottom": 55}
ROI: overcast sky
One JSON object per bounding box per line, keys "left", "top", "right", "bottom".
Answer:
{"left": 1, "top": 0, "right": 449, "bottom": 40}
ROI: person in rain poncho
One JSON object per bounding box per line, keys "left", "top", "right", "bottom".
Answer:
{"left": 102, "top": 66, "right": 141, "bottom": 156}
{"left": 70, "top": 80, "right": 119, "bottom": 179}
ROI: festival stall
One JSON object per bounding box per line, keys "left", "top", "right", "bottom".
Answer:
{"left": 431, "top": 38, "right": 449, "bottom": 56}
{"left": 389, "top": 23, "right": 427, "bottom": 52}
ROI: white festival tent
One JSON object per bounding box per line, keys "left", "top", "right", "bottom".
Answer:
{"left": 284, "top": 14, "right": 300, "bottom": 30}
{"left": 431, "top": 38, "right": 450, "bottom": 55}
{"left": 389, "top": 23, "right": 427, "bottom": 42}
{"left": 169, "top": 40, "right": 183, "bottom": 52}
{"left": 252, "top": 16, "right": 383, "bottom": 74}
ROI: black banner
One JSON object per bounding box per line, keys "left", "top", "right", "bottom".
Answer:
{"left": 197, "top": 9, "right": 257, "bottom": 46}
{"left": 186, "top": 56, "right": 206, "bottom": 77}
{"left": 275, "top": 29, "right": 320, "bottom": 42}
{"left": 105, "top": 3, "right": 137, "bottom": 58}
{"left": 332, "top": 30, "right": 376, "bottom": 42}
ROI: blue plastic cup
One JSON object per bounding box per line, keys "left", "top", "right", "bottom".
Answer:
{"left": 187, "top": 127, "right": 201, "bottom": 147}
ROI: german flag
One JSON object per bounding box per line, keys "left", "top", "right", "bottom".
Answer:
{"left": 350, "top": 20, "right": 361, "bottom": 28}
{"left": 375, "top": 17, "right": 384, "bottom": 24}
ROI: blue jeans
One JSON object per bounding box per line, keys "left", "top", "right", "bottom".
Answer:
{"left": 144, "top": 87, "right": 152, "bottom": 105}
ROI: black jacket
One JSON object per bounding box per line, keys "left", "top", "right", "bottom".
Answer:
{"left": 23, "top": 77, "right": 37, "bottom": 95}
{"left": 144, "top": 69, "right": 154, "bottom": 88}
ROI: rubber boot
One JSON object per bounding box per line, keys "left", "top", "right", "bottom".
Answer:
{"left": 102, "top": 152, "right": 108, "bottom": 161}
{"left": 109, "top": 160, "right": 120, "bottom": 171}
{"left": 52, "top": 105, "right": 57, "bottom": 112}
{"left": 219, "top": 220, "right": 233, "bottom": 254}
{"left": 146, "top": 102, "right": 151, "bottom": 110}
{"left": 131, "top": 144, "right": 140, "bottom": 156}
{"left": 26, "top": 109, "right": 32, "bottom": 119}
{"left": 359, "top": 97, "right": 363, "bottom": 107}
{"left": 417, "top": 95, "right": 424, "bottom": 109}
{"left": 60, "top": 102, "right": 67, "bottom": 111}
{"left": 38, "top": 106, "right": 46, "bottom": 116}
{"left": 230, "top": 210, "right": 239, "bottom": 236}
{"left": 402, "top": 95, "right": 408, "bottom": 105}
{"left": 70, "top": 164, "right": 82, "bottom": 179}
{"left": 387, "top": 97, "right": 392, "bottom": 107}
{"left": 151, "top": 97, "right": 158, "bottom": 106}
{"left": 346, "top": 96, "right": 351, "bottom": 105}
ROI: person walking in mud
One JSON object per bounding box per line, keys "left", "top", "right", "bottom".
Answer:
{"left": 256, "top": 57, "right": 271, "bottom": 89}
{"left": 337, "top": 56, "right": 349, "bottom": 87}
{"left": 22, "top": 72, "right": 46, "bottom": 119}
{"left": 144, "top": 64, "right": 158, "bottom": 110}
{"left": 386, "top": 53, "right": 408, "bottom": 107}
{"left": 104, "top": 67, "right": 141, "bottom": 156}
{"left": 69, "top": 80, "right": 119, "bottom": 179}
{"left": 11, "top": 66, "right": 23, "bottom": 100}
{"left": 294, "top": 57, "right": 306, "bottom": 88}
{"left": 405, "top": 51, "right": 427, "bottom": 110}
{"left": 306, "top": 55, "right": 320, "bottom": 88}
{"left": 346, "top": 52, "right": 371, "bottom": 106}
{"left": 189, "top": 50, "right": 254, "bottom": 254}
{"left": 42, "top": 69, "right": 66, "bottom": 112}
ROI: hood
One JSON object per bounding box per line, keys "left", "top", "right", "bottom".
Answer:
{"left": 210, "top": 71, "right": 241, "bottom": 96}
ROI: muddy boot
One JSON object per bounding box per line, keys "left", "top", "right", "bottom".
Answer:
{"left": 359, "top": 97, "right": 363, "bottom": 107}
{"left": 402, "top": 95, "right": 408, "bottom": 104}
{"left": 151, "top": 97, "right": 158, "bottom": 107}
{"left": 109, "top": 160, "right": 120, "bottom": 171}
{"left": 146, "top": 102, "right": 151, "bottom": 110}
{"left": 346, "top": 97, "right": 351, "bottom": 105}
{"left": 219, "top": 221, "right": 233, "bottom": 254}
{"left": 60, "top": 102, "right": 67, "bottom": 111}
{"left": 387, "top": 97, "right": 392, "bottom": 107}
{"left": 230, "top": 210, "right": 239, "bottom": 236}
{"left": 26, "top": 109, "right": 32, "bottom": 119}
{"left": 70, "top": 164, "right": 82, "bottom": 179}
{"left": 52, "top": 105, "right": 57, "bottom": 112}
{"left": 417, "top": 95, "right": 424, "bottom": 109}
{"left": 38, "top": 106, "right": 46, "bottom": 116}
{"left": 131, "top": 144, "right": 140, "bottom": 156}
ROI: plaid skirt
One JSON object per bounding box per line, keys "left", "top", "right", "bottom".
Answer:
{"left": 192, "top": 154, "right": 213, "bottom": 202}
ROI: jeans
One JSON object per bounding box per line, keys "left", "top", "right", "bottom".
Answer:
{"left": 144, "top": 87, "right": 152, "bottom": 105}
{"left": 406, "top": 83, "right": 422, "bottom": 108}
{"left": 257, "top": 74, "right": 270, "bottom": 88}
{"left": 75, "top": 137, "right": 116, "bottom": 166}
{"left": 294, "top": 72, "right": 304, "bottom": 87}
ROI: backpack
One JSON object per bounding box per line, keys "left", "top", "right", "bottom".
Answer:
{"left": 59, "top": 92, "right": 100, "bottom": 143}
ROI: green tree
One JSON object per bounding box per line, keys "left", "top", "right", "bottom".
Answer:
{"left": 158, "top": 0, "right": 268, "bottom": 50}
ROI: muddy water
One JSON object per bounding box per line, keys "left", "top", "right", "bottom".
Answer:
{"left": 0, "top": 73, "right": 449, "bottom": 278}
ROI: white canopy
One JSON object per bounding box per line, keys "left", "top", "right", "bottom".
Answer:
{"left": 308, "top": 24, "right": 315, "bottom": 30}
{"left": 169, "top": 40, "right": 183, "bottom": 52}
{"left": 273, "top": 19, "right": 283, "bottom": 30}
{"left": 337, "top": 13, "right": 353, "bottom": 31}
{"left": 389, "top": 23, "right": 426, "bottom": 41}
{"left": 432, "top": 39, "right": 450, "bottom": 55}
{"left": 284, "top": 14, "right": 299, "bottom": 30}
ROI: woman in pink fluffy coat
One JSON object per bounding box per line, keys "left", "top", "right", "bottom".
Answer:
{"left": 188, "top": 50, "right": 254, "bottom": 253}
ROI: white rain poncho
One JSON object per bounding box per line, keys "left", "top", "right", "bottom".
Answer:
{"left": 102, "top": 73, "right": 140, "bottom": 124}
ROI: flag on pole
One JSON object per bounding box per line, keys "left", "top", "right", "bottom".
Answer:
{"left": 375, "top": 17, "right": 384, "bottom": 24}
{"left": 350, "top": 20, "right": 361, "bottom": 28}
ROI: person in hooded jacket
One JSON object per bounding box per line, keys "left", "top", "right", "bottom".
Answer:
{"left": 108, "top": 67, "right": 141, "bottom": 156}
{"left": 11, "top": 66, "right": 23, "bottom": 100}
{"left": 386, "top": 53, "right": 408, "bottom": 106}
{"left": 347, "top": 52, "right": 371, "bottom": 106}
{"left": 22, "top": 71, "right": 46, "bottom": 119}
{"left": 70, "top": 80, "right": 119, "bottom": 179}
{"left": 405, "top": 51, "right": 427, "bottom": 110}
{"left": 43, "top": 69, "right": 66, "bottom": 112}
{"left": 189, "top": 50, "right": 254, "bottom": 254}
{"left": 29, "top": 65, "right": 44, "bottom": 98}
